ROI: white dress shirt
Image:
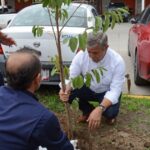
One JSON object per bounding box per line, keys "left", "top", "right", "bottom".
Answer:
{"left": 69, "top": 47, "right": 125, "bottom": 104}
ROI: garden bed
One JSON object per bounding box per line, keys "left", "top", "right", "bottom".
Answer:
{"left": 38, "top": 86, "right": 150, "bottom": 150}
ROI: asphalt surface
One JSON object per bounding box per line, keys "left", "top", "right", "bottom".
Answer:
{"left": 107, "top": 23, "right": 150, "bottom": 96}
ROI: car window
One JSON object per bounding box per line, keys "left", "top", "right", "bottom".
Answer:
{"left": 91, "top": 8, "right": 98, "bottom": 16}
{"left": 146, "top": 14, "right": 150, "bottom": 24}
{"left": 10, "top": 4, "right": 87, "bottom": 27}
{"left": 62, "top": 5, "right": 87, "bottom": 27}
{"left": 140, "top": 7, "right": 150, "bottom": 24}
{"left": 10, "top": 5, "right": 51, "bottom": 26}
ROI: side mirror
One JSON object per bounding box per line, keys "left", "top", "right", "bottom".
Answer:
{"left": 130, "top": 18, "right": 137, "bottom": 24}
{"left": 7, "top": 20, "right": 11, "bottom": 25}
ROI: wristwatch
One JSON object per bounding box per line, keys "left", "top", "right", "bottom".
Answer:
{"left": 99, "top": 104, "right": 106, "bottom": 112}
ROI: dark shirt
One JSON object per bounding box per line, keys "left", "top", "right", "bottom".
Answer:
{"left": 0, "top": 86, "right": 73, "bottom": 150}
{"left": 0, "top": 73, "right": 4, "bottom": 86}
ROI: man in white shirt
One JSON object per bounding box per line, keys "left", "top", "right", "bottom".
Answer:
{"left": 59, "top": 31, "right": 125, "bottom": 130}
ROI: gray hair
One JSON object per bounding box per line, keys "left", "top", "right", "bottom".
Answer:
{"left": 87, "top": 31, "right": 108, "bottom": 49}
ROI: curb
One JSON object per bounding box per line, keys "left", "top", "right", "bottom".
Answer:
{"left": 123, "top": 94, "right": 150, "bottom": 99}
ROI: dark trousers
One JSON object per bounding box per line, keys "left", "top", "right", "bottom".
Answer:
{"left": 0, "top": 73, "right": 4, "bottom": 86}
{"left": 69, "top": 85, "right": 121, "bottom": 119}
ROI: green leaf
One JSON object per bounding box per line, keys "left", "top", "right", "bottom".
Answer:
{"left": 51, "top": 67, "right": 57, "bottom": 76}
{"left": 62, "top": 9, "right": 68, "bottom": 19}
{"left": 69, "top": 37, "right": 78, "bottom": 52}
{"left": 50, "top": 55, "right": 60, "bottom": 74}
{"left": 101, "top": 67, "right": 107, "bottom": 71}
{"left": 63, "top": 66, "right": 69, "bottom": 79}
{"left": 85, "top": 73, "right": 92, "bottom": 88}
{"left": 71, "top": 77, "right": 77, "bottom": 89}
{"left": 72, "top": 75, "right": 84, "bottom": 89}
{"left": 32, "top": 25, "right": 36, "bottom": 37}
{"left": 112, "top": 11, "right": 119, "bottom": 23}
{"left": 55, "top": 55, "right": 60, "bottom": 71}
{"left": 110, "top": 12, "right": 116, "bottom": 29}
{"left": 63, "top": 38, "right": 69, "bottom": 44}
{"left": 99, "top": 68, "right": 103, "bottom": 76}
{"left": 63, "top": 0, "right": 68, "bottom": 4}
{"left": 117, "top": 8, "right": 129, "bottom": 14}
{"left": 67, "top": 0, "right": 71, "bottom": 5}
{"left": 42, "top": 0, "right": 50, "bottom": 7}
{"left": 61, "top": 9, "right": 68, "bottom": 22}
{"left": 78, "top": 32, "right": 87, "bottom": 50}
{"left": 56, "top": 0, "right": 62, "bottom": 8}
{"left": 77, "top": 75, "right": 84, "bottom": 89}
{"left": 92, "top": 69, "right": 100, "bottom": 83}
{"left": 32, "top": 26, "right": 44, "bottom": 37}
{"left": 94, "top": 16, "right": 102, "bottom": 33}
{"left": 117, "top": 10, "right": 123, "bottom": 23}
{"left": 103, "top": 13, "right": 110, "bottom": 32}
{"left": 98, "top": 67, "right": 107, "bottom": 76}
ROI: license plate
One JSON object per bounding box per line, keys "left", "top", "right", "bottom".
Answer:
{"left": 41, "top": 69, "right": 49, "bottom": 81}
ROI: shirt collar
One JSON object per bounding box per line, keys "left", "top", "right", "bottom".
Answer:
{"left": 22, "top": 90, "right": 39, "bottom": 101}
{"left": 6, "top": 85, "right": 39, "bottom": 102}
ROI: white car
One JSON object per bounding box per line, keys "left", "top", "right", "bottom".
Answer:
{"left": 1, "top": 3, "right": 98, "bottom": 85}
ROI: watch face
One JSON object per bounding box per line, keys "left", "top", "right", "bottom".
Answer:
{"left": 99, "top": 105, "right": 106, "bottom": 112}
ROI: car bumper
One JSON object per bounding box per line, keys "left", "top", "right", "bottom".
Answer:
{"left": 38, "top": 61, "right": 71, "bottom": 85}
{"left": 140, "top": 52, "right": 150, "bottom": 81}
{"left": 0, "top": 58, "right": 71, "bottom": 85}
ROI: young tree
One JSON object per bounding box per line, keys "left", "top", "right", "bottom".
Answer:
{"left": 19, "top": 0, "right": 128, "bottom": 139}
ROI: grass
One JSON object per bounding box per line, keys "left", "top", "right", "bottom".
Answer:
{"left": 36, "top": 86, "right": 64, "bottom": 112}
{"left": 121, "top": 95, "right": 150, "bottom": 114}
{"left": 37, "top": 86, "right": 150, "bottom": 115}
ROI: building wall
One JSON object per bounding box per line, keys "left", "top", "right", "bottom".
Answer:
{"left": 135, "top": 0, "right": 142, "bottom": 14}
{"left": 102, "top": 0, "right": 109, "bottom": 13}
{"left": 7, "top": 0, "right": 15, "bottom": 12}
{"left": 145, "top": 0, "right": 150, "bottom": 6}
{"left": 124, "top": 0, "right": 135, "bottom": 15}
{"left": 15, "top": 0, "right": 32, "bottom": 12}
{"left": 105, "top": 0, "right": 150, "bottom": 15}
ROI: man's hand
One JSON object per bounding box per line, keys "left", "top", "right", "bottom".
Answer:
{"left": 0, "top": 32, "right": 16, "bottom": 46}
{"left": 59, "top": 84, "right": 71, "bottom": 102}
{"left": 87, "top": 106, "right": 103, "bottom": 130}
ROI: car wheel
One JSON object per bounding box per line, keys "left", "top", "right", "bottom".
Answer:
{"left": 134, "top": 52, "right": 147, "bottom": 85}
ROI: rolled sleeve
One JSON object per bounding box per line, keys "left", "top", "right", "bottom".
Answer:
{"left": 104, "top": 58, "right": 125, "bottom": 104}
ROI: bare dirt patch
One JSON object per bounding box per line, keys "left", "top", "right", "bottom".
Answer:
{"left": 57, "top": 108, "right": 150, "bottom": 150}
{"left": 38, "top": 86, "right": 150, "bottom": 150}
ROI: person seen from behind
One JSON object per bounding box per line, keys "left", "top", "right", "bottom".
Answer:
{"left": 0, "top": 47, "right": 73, "bottom": 150}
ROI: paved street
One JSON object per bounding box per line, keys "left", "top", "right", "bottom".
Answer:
{"left": 107, "top": 23, "right": 150, "bottom": 96}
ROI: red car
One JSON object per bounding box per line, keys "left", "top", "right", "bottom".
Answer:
{"left": 128, "top": 5, "right": 150, "bottom": 85}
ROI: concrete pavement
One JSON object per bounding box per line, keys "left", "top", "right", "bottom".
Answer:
{"left": 107, "top": 23, "right": 150, "bottom": 96}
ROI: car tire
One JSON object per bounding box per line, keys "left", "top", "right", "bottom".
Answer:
{"left": 134, "top": 52, "right": 148, "bottom": 85}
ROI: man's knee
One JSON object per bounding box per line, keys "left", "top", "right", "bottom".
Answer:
{"left": 68, "top": 85, "right": 93, "bottom": 103}
{"left": 103, "top": 103, "right": 120, "bottom": 119}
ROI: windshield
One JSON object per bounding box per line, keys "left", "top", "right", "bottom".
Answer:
{"left": 10, "top": 4, "right": 87, "bottom": 27}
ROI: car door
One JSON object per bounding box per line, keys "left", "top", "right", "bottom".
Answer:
{"left": 129, "top": 6, "right": 150, "bottom": 60}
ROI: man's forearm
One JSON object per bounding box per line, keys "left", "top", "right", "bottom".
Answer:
{"left": 100, "top": 98, "right": 112, "bottom": 109}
